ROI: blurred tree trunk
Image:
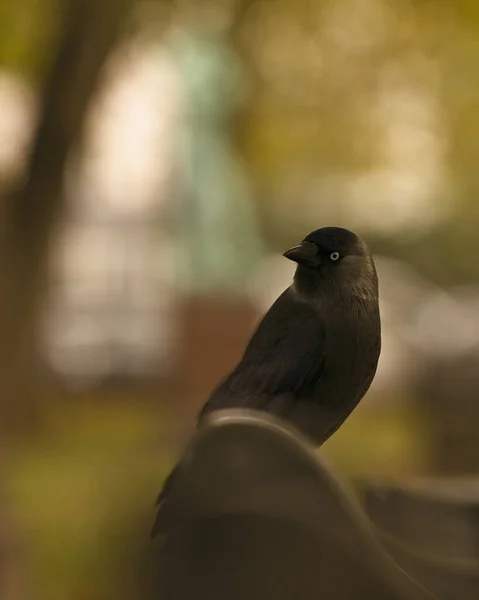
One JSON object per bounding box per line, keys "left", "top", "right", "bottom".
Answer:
{"left": 0, "top": 0, "right": 133, "bottom": 435}
{"left": 0, "top": 1, "right": 134, "bottom": 598}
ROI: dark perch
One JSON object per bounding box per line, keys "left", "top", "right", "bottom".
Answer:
{"left": 363, "top": 477, "right": 479, "bottom": 600}
{"left": 150, "top": 409, "right": 433, "bottom": 600}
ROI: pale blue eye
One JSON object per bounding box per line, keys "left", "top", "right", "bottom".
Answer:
{"left": 329, "top": 252, "right": 340, "bottom": 262}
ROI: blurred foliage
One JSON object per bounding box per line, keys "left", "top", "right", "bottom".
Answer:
{"left": 324, "top": 396, "right": 432, "bottom": 479}
{"left": 7, "top": 397, "right": 171, "bottom": 600}
{"left": 235, "top": 0, "right": 479, "bottom": 282}
{"left": 0, "top": 0, "right": 62, "bottom": 78}
{"left": 2, "top": 0, "right": 479, "bottom": 287}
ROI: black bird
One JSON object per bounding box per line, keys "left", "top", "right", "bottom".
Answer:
{"left": 152, "top": 226, "right": 381, "bottom": 535}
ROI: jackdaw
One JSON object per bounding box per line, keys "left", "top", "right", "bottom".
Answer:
{"left": 152, "top": 226, "right": 381, "bottom": 536}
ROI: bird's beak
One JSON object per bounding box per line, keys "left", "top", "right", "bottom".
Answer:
{"left": 283, "top": 241, "right": 320, "bottom": 268}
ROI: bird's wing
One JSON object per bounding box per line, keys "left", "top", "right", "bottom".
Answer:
{"left": 212, "top": 288, "right": 325, "bottom": 400}
{"left": 153, "top": 289, "right": 326, "bottom": 536}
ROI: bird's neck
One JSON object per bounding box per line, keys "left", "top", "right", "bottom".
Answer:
{"left": 292, "top": 266, "right": 323, "bottom": 300}
{"left": 293, "top": 265, "right": 378, "bottom": 305}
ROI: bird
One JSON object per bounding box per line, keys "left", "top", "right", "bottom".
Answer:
{"left": 151, "top": 226, "right": 381, "bottom": 536}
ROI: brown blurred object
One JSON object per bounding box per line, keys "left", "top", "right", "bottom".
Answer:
{"left": 419, "top": 354, "right": 479, "bottom": 475}
{"left": 174, "top": 295, "right": 260, "bottom": 410}
{"left": 363, "top": 478, "right": 479, "bottom": 600}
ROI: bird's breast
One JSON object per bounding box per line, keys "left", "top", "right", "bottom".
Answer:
{"left": 317, "top": 305, "right": 380, "bottom": 406}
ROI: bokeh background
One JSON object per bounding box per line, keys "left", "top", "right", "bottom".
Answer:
{"left": 1, "top": 0, "right": 479, "bottom": 598}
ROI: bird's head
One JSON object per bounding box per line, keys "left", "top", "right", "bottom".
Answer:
{"left": 283, "top": 227, "right": 378, "bottom": 298}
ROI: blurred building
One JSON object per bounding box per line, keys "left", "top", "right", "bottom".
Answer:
{"left": 42, "top": 40, "right": 182, "bottom": 386}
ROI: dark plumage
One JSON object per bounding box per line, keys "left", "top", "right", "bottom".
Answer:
{"left": 152, "top": 226, "right": 381, "bottom": 536}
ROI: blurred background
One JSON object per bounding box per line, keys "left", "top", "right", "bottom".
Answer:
{"left": 1, "top": 0, "right": 479, "bottom": 598}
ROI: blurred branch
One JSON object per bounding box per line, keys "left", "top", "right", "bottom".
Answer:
{"left": 0, "top": 0, "right": 134, "bottom": 433}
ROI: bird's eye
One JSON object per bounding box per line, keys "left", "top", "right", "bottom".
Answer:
{"left": 329, "top": 252, "right": 340, "bottom": 262}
